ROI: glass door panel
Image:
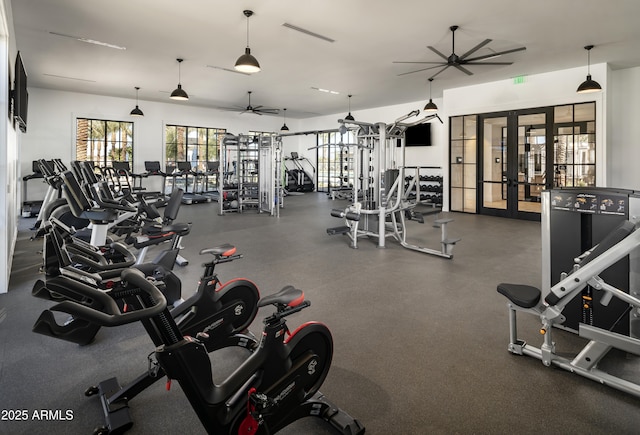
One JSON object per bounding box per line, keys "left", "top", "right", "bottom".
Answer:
{"left": 517, "top": 113, "right": 546, "bottom": 214}
{"left": 481, "top": 116, "right": 507, "bottom": 211}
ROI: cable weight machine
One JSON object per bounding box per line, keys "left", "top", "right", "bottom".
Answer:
{"left": 326, "top": 110, "right": 460, "bottom": 259}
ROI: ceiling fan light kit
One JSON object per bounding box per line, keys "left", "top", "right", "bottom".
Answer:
{"left": 170, "top": 58, "right": 189, "bottom": 100}
{"left": 130, "top": 86, "right": 144, "bottom": 116}
{"left": 576, "top": 45, "right": 602, "bottom": 94}
{"left": 235, "top": 10, "right": 261, "bottom": 73}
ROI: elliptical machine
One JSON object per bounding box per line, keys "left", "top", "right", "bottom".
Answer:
{"left": 41, "top": 268, "right": 364, "bottom": 434}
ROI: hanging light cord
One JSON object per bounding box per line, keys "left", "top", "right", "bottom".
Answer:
{"left": 246, "top": 14, "right": 250, "bottom": 48}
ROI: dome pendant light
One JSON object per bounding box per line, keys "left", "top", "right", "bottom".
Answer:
{"left": 576, "top": 45, "right": 602, "bottom": 94}
{"left": 423, "top": 78, "right": 438, "bottom": 112}
{"left": 235, "top": 10, "right": 261, "bottom": 74}
{"left": 280, "top": 108, "right": 290, "bottom": 131}
{"left": 344, "top": 94, "right": 354, "bottom": 121}
{"left": 130, "top": 86, "right": 144, "bottom": 117}
{"left": 170, "top": 58, "right": 189, "bottom": 100}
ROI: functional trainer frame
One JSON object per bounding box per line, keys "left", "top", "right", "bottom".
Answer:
{"left": 326, "top": 110, "right": 459, "bottom": 258}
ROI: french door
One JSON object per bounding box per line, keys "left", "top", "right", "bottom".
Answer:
{"left": 479, "top": 108, "right": 553, "bottom": 220}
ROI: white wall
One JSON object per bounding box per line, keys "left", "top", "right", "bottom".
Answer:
{"left": 296, "top": 99, "right": 446, "bottom": 168}
{"left": 443, "top": 63, "right": 608, "bottom": 187}
{"left": 609, "top": 66, "right": 640, "bottom": 189}
{"left": 1, "top": 0, "right": 18, "bottom": 294}
{"left": 20, "top": 87, "right": 302, "bottom": 198}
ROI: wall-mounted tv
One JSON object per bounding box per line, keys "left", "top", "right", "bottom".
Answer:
{"left": 13, "top": 51, "right": 28, "bottom": 133}
{"left": 405, "top": 122, "right": 431, "bottom": 147}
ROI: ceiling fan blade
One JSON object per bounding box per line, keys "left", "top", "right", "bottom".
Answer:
{"left": 253, "top": 105, "right": 264, "bottom": 110}
{"left": 258, "top": 109, "right": 280, "bottom": 115}
{"left": 253, "top": 111, "right": 263, "bottom": 115}
{"left": 428, "top": 65, "right": 451, "bottom": 80}
{"left": 466, "top": 46, "right": 526, "bottom": 62}
{"left": 217, "top": 106, "right": 244, "bottom": 112}
{"left": 454, "top": 64, "right": 474, "bottom": 75}
{"left": 427, "top": 46, "right": 449, "bottom": 61}
{"left": 464, "top": 61, "right": 513, "bottom": 66}
{"left": 460, "top": 39, "right": 492, "bottom": 60}
{"left": 393, "top": 61, "right": 446, "bottom": 64}
{"left": 397, "top": 64, "right": 448, "bottom": 77}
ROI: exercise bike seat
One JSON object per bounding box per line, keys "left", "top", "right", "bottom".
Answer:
{"left": 200, "top": 244, "right": 236, "bottom": 257}
{"left": 258, "top": 285, "right": 305, "bottom": 308}
{"left": 497, "top": 283, "right": 541, "bottom": 309}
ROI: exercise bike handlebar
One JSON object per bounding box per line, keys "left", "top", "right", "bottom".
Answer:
{"left": 91, "top": 191, "right": 138, "bottom": 213}
{"left": 50, "top": 268, "right": 167, "bottom": 327}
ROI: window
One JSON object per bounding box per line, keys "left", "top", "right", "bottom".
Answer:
{"left": 553, "top": 102, "right": 596, "bottom": 187}
{"left": 165, "top": 124, "right": 226, "bottom": 172}
{"left": 76, "top": 118, "right": 134, "bottom": 167}
{"left": 450, "top": 115, "right": 477, "bottom": 213}
{"left": 316, "top": 130, "right": 356, "bottom": 193}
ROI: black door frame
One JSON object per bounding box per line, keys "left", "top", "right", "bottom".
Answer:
{"left": 478, "top": 107, "right": 553, "bottom": 221}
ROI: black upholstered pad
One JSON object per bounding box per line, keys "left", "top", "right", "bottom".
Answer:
{"left": 497, "top": 283, "right": 541, "bottom": 308}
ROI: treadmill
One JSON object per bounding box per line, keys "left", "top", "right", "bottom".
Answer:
{"left": 202, "top": 161, "right": 220, "bottom": 202}
{"left": 176, "top": 161, "right": 209, "bottom": 204}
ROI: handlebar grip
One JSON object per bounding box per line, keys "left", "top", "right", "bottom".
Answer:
{"left": 95, "top": 197, "right": 137, "bottom": 213}
{"left": 109, "top": 242, "right": 137, "bottom": 264}
{"left": 50, "top": 268, "right": 167, "bottom": 327}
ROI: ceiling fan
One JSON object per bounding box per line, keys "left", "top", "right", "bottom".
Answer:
{"left": 221, "top": 91, "right": 280, "bottom": 115}
{"left": 393, "top": 25, "right": 526, "bottom": 79}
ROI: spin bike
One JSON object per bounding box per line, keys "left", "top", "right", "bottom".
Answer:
{"left": 45, "top": 268, "right": 364, "bottom": 434}
{"left": 34, "top": 231, "right": 260, "bottom": 351}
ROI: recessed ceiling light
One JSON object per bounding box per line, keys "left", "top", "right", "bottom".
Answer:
{"left": 311, "top": 87, "right": 340, "bottom": 95}
{"left": 49, "top": 31, "right": 126, "bottom": 50}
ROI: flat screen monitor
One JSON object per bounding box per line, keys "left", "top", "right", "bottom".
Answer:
{"left": 13, "top": 51, "right": 28, "bottom": 133}
{"left": 405, "top": 123, "right": 431, "bottom": 147}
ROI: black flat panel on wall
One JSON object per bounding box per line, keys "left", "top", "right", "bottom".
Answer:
{"left": 548, "top": 187, "right": 631, "bottom": 335}
{"left": 405, "top": 123, "right": 431, "bottom": 146}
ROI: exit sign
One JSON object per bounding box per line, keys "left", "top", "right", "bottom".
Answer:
{"left": 513, "top": 75, "right": 526, "bottom": 85}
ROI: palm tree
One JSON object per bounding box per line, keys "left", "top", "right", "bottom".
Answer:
{"left": 76, "top": 118, "right": 89, "bottom": 160}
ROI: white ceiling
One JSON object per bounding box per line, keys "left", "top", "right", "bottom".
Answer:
{"left": 11, "top": 0, "right": 640, "bottom": 119}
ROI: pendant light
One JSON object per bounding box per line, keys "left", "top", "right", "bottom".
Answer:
{"left": 170, "top": 58, "right": 189, "bottom": 100}
{"left": 280, "top": 108, "right": 290, "bottom": 131}
{"left": 576, "top": 45, "right": 602, "bottom": 94}
{"left": 234, "top": 10, "right": 261, "bottom": 73}
{"left": 344, "top": 94, "right": 354, "bottom": 121}
{"left": 130, "top": 86, "right": 144, "bottom": 117}
{"left": 423, "top": 78, "right": 438, "bottom": 112}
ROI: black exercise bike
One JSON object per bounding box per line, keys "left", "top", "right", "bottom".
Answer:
{"left": 42, "top": 268, "right": 364, "bottom": 434}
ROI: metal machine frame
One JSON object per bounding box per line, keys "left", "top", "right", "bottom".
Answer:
{"left": 326, "top": 111, "right": 459, "bottom": 258}
{"left": 498, "top": 213, "right": 640, "bottom": 398}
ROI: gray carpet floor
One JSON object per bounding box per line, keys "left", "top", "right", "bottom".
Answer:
{"left": 1, "top": 192, "right": 640, "bottom": 434}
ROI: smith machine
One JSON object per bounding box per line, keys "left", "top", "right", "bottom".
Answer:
{"left": 325, "top": 110, "right": 460, "bottom": 259}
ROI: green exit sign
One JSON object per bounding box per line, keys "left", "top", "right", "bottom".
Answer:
{"left": 513, "top": 75, "right": 526, "bottom": 85}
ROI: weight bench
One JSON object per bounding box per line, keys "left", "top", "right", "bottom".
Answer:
{"left": 497, "top": 220, "right": 640, "bottom": 398}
